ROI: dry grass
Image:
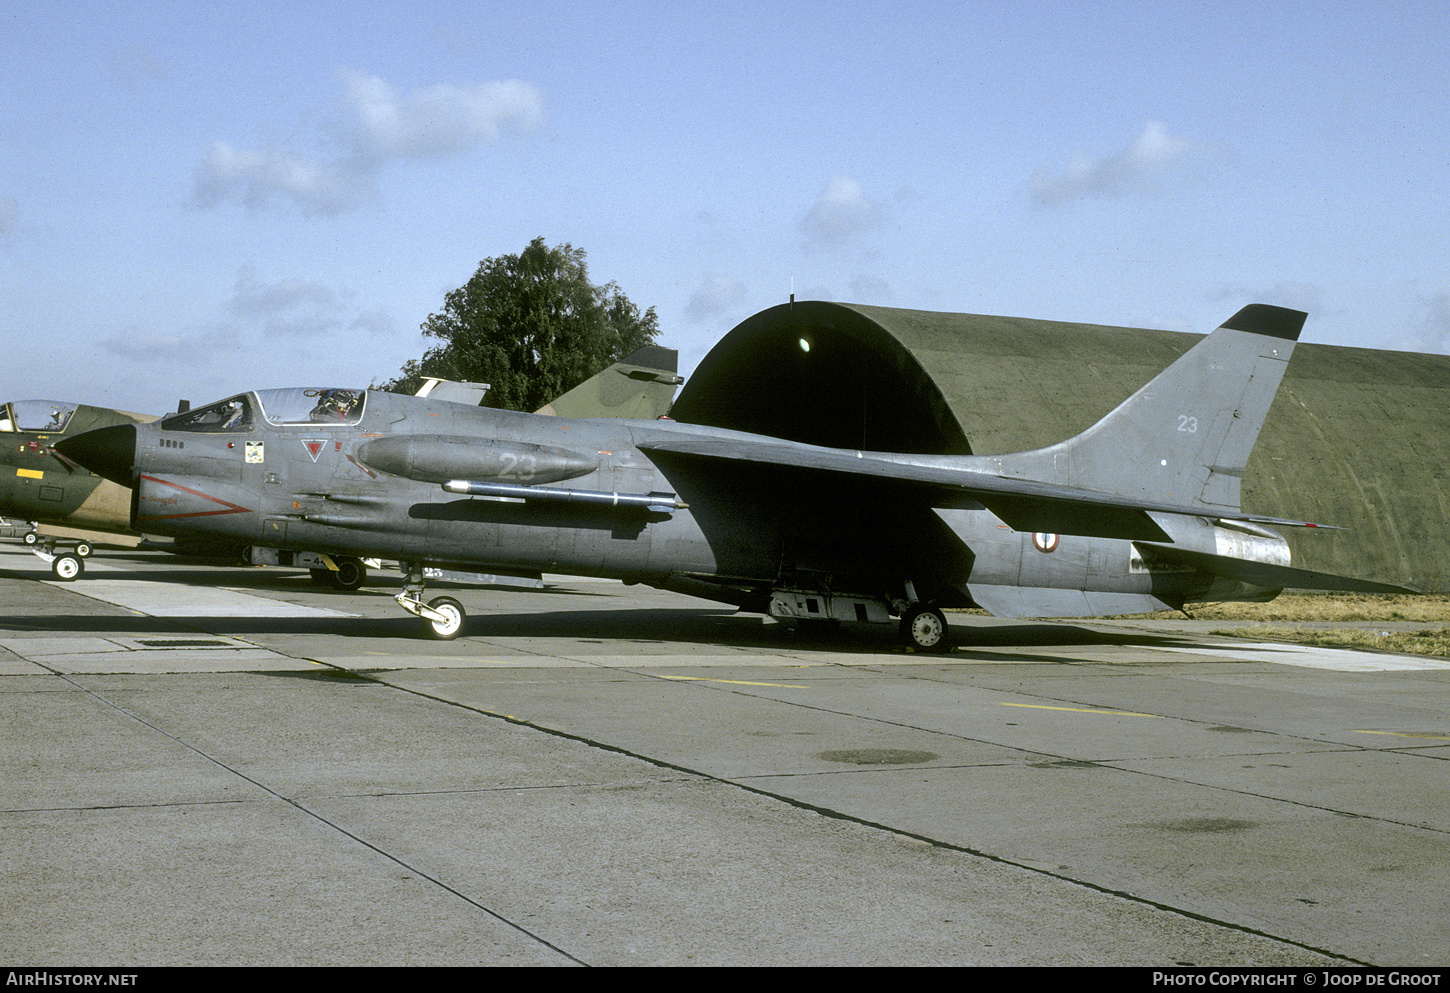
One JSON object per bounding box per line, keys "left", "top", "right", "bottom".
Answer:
{"left": 1208, "top": 625, "right": 1450, "bottom": 659}
{"left": 1179, "top": 593, "right": 1450, "bottom": 623}
{"left": 1113, "top": 594, "right": 1450, "bottom": 660}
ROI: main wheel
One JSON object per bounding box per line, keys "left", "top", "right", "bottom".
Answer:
{"left": 421, "top": 596, "right": 465, "bottom": 640}
{"left": 900, "top": 605, "right": 949, "bottom": 652}
{"left": 329, "top": 557, "right": 367, "bottom": 591}
{"left": 51, "top": 553, "right": 84, "bottom": 582}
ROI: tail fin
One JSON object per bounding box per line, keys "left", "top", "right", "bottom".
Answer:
{"left": 992, "top": 305, "right": 1304, "bottom": 514}
{"left": 535, "top": 345, "right": 683, "bottom": 419}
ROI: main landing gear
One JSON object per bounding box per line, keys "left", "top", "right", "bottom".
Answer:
{"left": 768, "top": 579, "right": 953, "bottom": 652}
{"left": 899, "top": 603, "right": 949, "bottom": 652}
{"left": 897, "top": 581, "right": 950, "bottom": 653}
{"left": 394, "top": 561, "right": 466, "bottom": 640}
{"left": 305, "top": 555, "right": 368, "bottom": 591}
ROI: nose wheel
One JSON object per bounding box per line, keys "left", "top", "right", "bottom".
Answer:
{"left": 393, "top": 561, "right": 467, "bottom": 639}
{"left": 419, "top": 596, "right": 464, "bottom": 640}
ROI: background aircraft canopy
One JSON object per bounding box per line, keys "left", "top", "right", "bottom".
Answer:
{"left": 1, "top": 401, "right": 78, "bottom": 433}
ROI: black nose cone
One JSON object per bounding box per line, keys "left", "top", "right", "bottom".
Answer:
{"left": 54, "top": 424, "right": 138, "bottom": 486}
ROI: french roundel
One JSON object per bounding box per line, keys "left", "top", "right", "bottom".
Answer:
{"left": 1032, "top": 532, "right": 1060, "bottom": 553}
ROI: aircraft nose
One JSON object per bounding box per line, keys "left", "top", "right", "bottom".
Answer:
{"left": 54, "top": 424, "right": 138, "bottom": 486}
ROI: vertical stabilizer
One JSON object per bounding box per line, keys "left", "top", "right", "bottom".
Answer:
{"left": 990, "top": 305, "right": 1304, "bottom": 513}
{"left": 535, "top": 345, "right": 683, "bottom": 419}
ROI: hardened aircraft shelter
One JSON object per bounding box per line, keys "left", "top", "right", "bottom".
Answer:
{"left": 671, "top": 301, "right": 1450, "bottom": 592}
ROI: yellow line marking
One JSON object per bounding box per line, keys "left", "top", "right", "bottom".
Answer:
{"left": 999, "top": 702, "right": 1163, "bottom": 718}
{"left": 1353, "top": 730, "right": 1450, "bottom": 742}
{"left": 17, "top": 468, "right": 43, "bottom": 479}
{"left": 659, "top": 675, "right": 808, "bottom": 689}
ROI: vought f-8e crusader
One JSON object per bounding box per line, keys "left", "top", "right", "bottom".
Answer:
{"left": 57, "top": 306, "right": 1411, "bottom": 648}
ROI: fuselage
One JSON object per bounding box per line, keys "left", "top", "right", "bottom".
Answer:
{"left": 58, "top": 386, "right": 1291, "bottom": 617}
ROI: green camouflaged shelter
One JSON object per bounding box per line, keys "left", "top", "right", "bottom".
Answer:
{"left": 671, "top": 301, "right": 1450, "bottom": 592}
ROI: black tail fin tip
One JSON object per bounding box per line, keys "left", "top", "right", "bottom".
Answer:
{"left": 1220, "top": 304, "right": 1307, "bottom": 342}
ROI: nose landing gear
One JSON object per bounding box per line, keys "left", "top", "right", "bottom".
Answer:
{"left": 394, "top": 561, "right": 467, "bottom": 640}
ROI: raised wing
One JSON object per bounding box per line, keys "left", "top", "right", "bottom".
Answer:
{"left": 635, "top": 434, "right": 1330, "bottom": 543}
{"left": 639, "top": 304, "right": 1325, "bottom": 544}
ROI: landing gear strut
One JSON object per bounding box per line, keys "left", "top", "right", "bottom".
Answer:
{"left": 394, "top": 561, "right": 467, "bottom": 640}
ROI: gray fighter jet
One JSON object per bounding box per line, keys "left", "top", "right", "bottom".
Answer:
{"left": 2, "top": 346, "right": 681, "bottom": 584}
{"left": 56, "top": 305, "right": 1411, "bottom": 648}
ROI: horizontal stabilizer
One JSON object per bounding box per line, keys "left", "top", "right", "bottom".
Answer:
{"left": 1144, "top": 545, "right": 1420, "bottom": 594}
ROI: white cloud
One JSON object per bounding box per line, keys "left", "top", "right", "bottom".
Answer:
{"left": 801, "top": 175, "right": 885, "bottom": 248}
{"left": 1030, "top": 121, "right": 1203, "bottom": 207}
{"left": 341, "top": 72, "right": 544, "bottom": 164}
{"left": 190, "top": 71, "right": 545, "bottom": 215}
{"left": 686, "top": 273, "right": 748, "bottom": 323}
{"left": 191, "top": 141, "right": 358, "bottom": 216}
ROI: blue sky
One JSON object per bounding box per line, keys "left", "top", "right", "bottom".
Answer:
{"left": 3, "top": 1, "right": 1447, "bottom": 412}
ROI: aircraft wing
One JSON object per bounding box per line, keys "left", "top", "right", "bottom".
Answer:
{"left": 635, "top": 435, "right": 1329, "bottom": 543}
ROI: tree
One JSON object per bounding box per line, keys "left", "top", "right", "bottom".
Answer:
{"left": 382, "top": 237, "right": 659, "bottom": 411}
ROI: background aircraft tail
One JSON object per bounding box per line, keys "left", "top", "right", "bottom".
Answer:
{"left": 990, "top": 305, "right": 1305, "bottom": 514}
{"left": 535, "top": 345, "right": 683, "bottom": 419}
{"left": 409, "top": 345, "right": 682, "bottom": 418}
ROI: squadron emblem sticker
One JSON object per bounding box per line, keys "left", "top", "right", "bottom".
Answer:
{"left": 245, "top": 441, "right": 264, "bottom": 464}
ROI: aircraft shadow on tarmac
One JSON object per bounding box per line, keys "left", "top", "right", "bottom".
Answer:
{"left": 6, "top": 546, "right": 1243, "bottom": 654}
{"left": 0, "top": 596, "right": 1224, "bottom": 657}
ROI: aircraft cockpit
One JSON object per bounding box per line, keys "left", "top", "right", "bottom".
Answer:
{"left": 163, "top": 395, "right": 253, "bottom": 432}
{"left": 0, "top": 401, "right": 78, "bottom": 434}
{"left": 257, "top": 388, "right": 365, "bottom": 426}
{"left": 160, "top": 389, "right": 366, "bottom": 433}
